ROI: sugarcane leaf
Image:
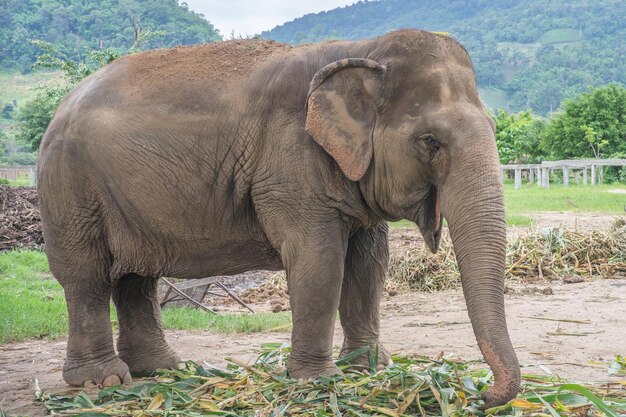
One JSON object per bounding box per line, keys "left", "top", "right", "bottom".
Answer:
{"left": 533, "top": 390, "right": 562, "bottom": 417}
{"left": 336, "top": 346, "right": 371, "bottom": 367}
{"left": 556, "top": 383, "right": 619, "bottom": 417}
{"left": 73, "top": 391, "right": 95, "bottom": 408}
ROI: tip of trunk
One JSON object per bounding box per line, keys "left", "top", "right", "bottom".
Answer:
{"left": 478, "top": 338, "right": 521, "bottom": 409}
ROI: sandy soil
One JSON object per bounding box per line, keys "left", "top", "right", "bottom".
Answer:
{"left": 521, "top": 212, "right": 623, "bottom": 232}
{"left": 2, "top": 278, "right": 624, "bottom": 416}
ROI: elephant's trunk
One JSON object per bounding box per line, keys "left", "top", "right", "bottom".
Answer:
{"left": 440, "top": 132, "right": 520, "bottom": 408}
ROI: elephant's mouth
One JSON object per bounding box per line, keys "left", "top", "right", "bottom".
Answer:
{"left": 416, "top": 185, "right": 443, "bottom": 253}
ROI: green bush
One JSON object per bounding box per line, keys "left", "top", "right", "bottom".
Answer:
{"left": 2, "top": 151, "right": 38, "bottom": 166}
{"left": 604, "top": 166, "right": 626, "bottom": 184}
{"left": 15, "top": 43, "right": 120, "bottom": 150}
{"left": 1, "top": 103, "right": 15, "bottom": 119}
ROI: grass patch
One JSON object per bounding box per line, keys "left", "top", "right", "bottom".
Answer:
{"left": 162, "top": 308, "right": 291, "bottom": 334}
{"left": 0, "top": 70, "right": 61, "bottom": 108}
{"left": 506, "top": 214, "right": 533, "bottom": 226}
{"left": 1, "top": 173, "right": 32, "bottom": 186}
{"left": 0, "top": 250, "right": 67, "bottom": 343}
{"left": 540, "top": 28, "right": 580, "bottom": 44}
{"left": 505, "top": 183, "right": 626, "bottom": 215}
{"left": 392, "top": 216, "right": 532, "bottom": 227}
{"left": 389, "top": 219, "right": 414, "bottom": 228}
{"left": 391, "top": 183, "right": 624, "bottom": 230}
{"left": 479, "top": 87, "right": 510, "bottom": 111}
{"left": 0, "top": 250, "right": 291, "bottom": 344}
{"left": 37, "top": 344, "right": 625, "bottom": 416}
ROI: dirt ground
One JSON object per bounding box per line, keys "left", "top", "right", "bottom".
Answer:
{"left": 518, "top": 211, "right": 623, "bottom": 232}
{"left": 2, "top": 277, "right": 624, "bottom": 416}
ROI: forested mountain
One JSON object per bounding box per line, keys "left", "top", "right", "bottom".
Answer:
{"left": 262, "top": 0, "right": 626, "bottom": 115}
{"left": 0, "top": 0, "right": 221, "bottom": 72}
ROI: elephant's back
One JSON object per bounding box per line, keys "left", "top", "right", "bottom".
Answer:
{"left": 126, "top": 39, "right": 293, "bottom": 89}
{"left": 40, "top": 39, "right": 292, "bottom": 154}
{"left": 93, "top": 38, "right": 293, "bottom": 106}
{"left": 50, "top": 39, "right": 292, "bottom": 119}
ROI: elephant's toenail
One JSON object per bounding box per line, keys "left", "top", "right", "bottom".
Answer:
{"left": 83, "top": 380, "right": 97, "bottom": 388}
{"left": 102, "top": 375, "right": 121, "bottom": 387}
{"left": 122, "top": 372, "right": 132, "bottom": 383}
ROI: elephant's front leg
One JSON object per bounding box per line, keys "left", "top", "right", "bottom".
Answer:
{"left": 282, "top": 228, "right": 349, "bottom": 379}
{"left": 338, "top": 222, "right": 391, "bottom": 369}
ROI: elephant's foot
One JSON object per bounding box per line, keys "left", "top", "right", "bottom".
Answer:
{"left": 287, "top": 358, "right": 342, "bottom": 379}
{"left": 118, "top": 344, "right": 183, "bottom": 376}
{"left": 339, "top": 341, "right": 392, "bottom": 371}
{"left": 63, "top": 354, "right": 131, "bottom": 387}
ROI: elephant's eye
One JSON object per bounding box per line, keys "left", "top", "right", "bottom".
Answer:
{"left": 420, "top": 134, "right": 440, "bottom": 150}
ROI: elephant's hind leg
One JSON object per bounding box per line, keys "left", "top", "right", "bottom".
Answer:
{"left": 54, "top": 256, "right": 131, "bottom": 387}
{"left": 113, "top": 274, "right": 181, "bottom": 375}
{"left": 338, "top": 223, "right": 391, "bottom": 370}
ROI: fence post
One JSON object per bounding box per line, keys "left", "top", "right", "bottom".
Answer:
{"left": 591, "top": 164, "right": 596, "bottom": 185}
{"left": 529, "top": 168, "right": 534, "bottom": 184}
{"left": 599, "top": 165, "right": 604, "bottom": 184}
{"left": 582, "top": 167, "right": 587, "bottom": 185}
{"left": 29, "top": 166, "right": 36, "bottom": 187}
{"left": 536, "top": 168, "right": 542, "bottom": 187}
{"left": 562, "top": 165, "right": 569, "bottom": 186}
{"left": 514, "top": 168, "right": 521, "bottom": 189}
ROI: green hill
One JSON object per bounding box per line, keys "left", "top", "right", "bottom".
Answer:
{"left": 262, "top": 0, "right": 625, "bottom": 115}
{"left": 0, "top": 0, "right": 221, "bottom": 72}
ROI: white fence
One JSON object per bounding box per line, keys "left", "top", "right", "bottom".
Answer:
{"left": 501, "top": 159, "right": 626, "bottom": 189}
{"left": 0, "top": 166, "right": 37, "bottom": 187}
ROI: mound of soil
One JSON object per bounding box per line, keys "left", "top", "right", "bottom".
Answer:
{"left": 237, "top": 281, "right": 290, "bottom": 312}
{"left": 0, "top": 186, "right": 43, "bottom": 251}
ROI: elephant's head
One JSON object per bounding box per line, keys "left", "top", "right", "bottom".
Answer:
{"left": 305, "top": 30, "right": 520, "bottom": 408}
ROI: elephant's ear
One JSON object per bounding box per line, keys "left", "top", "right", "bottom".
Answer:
{"left": 305, "top": 59, "right": 385, "bottom": 181}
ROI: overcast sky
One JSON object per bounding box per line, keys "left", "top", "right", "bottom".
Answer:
{"left": 182, "top": 0, "right": 358, "bottom": 38}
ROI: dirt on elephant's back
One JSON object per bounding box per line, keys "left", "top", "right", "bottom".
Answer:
{"left": 126, "top": 39, "right": 293, "bottom": 87}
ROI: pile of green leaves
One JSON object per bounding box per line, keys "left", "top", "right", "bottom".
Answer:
{"left": 37, "top": 344, "right": 624, "bottom": 416}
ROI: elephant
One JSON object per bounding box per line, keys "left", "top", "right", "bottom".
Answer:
{"left": 37, "top": 29, "right": 520, "bottom": 407}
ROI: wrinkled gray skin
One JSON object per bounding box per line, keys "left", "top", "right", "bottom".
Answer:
{"left": 38, "top": 30, "right": 520, "bottom": 407}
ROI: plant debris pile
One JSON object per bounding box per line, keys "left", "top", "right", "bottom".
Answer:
{"left": 507, "top": 219, "right": 626, "bottom": 281}
{"left": 0, "top": 186, "right": 43, "bottom": 251}
{"left": 388, "top": 218, "right": 626, "bottom": 293}
{"left": 238, "top": 280, "right": 290, "bottom": 312}
{"left": 38, "top": 344, "right": 624, "bottom": 416}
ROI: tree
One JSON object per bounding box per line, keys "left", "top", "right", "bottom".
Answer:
{"left": 2, "top": 103, "right": 15, "bottom": 119}
{"left": 0, "top": 0, "right": 221, "bottom": 71}
{"left": 493, "top": 109, "right": 544, "bottom": 163}
{"left": 16, "top": 42, "right": 120, "bottom": 150}
{"left": 261, "top": 0, "right": 626, "bottom": 116}
{"left": 0, "top": 129, "right": 6, "bottom": 156}
{"left": 541, "top": 84, "right": 626, "bottom": 159}
{"left": 0, "top": 127, "right": 38, "bottom": 166}
{"left": 15, "top": 84, "right": 70, "bottom": 150}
